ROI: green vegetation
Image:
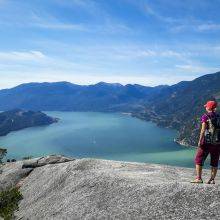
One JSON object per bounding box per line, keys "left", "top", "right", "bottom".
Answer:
{"left": 0, "top": 109, "right": 58, "bottom": 137}
{"left": 0, "top": 148, "right": 7, "bottom": 164}
{"left": 0, "top": 188, "right": 23, "bottom": 220}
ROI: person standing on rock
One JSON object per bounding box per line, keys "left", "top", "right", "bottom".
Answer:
{"left": 191, "top": 100, "right": 220, "bottom": 184}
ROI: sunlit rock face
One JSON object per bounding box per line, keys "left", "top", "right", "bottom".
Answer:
{"left": 1, "top": 155, "right": 219, "bottom": 219}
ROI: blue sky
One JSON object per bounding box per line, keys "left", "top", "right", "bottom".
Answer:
{"left": 0, "top": 0, "right": 220, "bottom": 88}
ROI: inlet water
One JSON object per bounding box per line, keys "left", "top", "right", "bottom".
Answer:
{"left": 0, "top": 112, "right": 196, "bottom": 167}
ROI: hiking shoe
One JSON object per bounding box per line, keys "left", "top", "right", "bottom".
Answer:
{"left": 190, "top": 178, "right": 203, "bottom": 184}
{"left": 207, "top": 178, "right": 215, "bottom": 184}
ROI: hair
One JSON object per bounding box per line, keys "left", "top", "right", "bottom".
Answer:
{"left": 206, "top": 107, "right": 217, "bottom": 112}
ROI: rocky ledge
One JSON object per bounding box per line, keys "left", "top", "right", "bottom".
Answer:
{"left": 1, "top": 155, "right": 220, "bottom": 219}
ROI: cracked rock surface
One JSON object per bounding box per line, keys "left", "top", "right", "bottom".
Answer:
{"left": 0, "top": 155, "right": 73, "bottom": 191}
{"left": 1, "top": 156, "right": 218, "bottom": 220}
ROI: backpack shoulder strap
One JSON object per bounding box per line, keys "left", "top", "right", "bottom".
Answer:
{"left": 205, "top": 112, "right": 217, "bottom": 119}
{"left": 204, "top": 113, "right": 211, "bottom": 120}
{"left": 204, "top": 114, "right": 212, "bottom": 130}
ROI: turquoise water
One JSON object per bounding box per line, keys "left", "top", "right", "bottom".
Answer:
{"left": 0, "top": 111, "right": 196, "bottom": 167}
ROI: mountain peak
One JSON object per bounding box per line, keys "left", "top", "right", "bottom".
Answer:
{"left": 94, "top": 82, "right": 123, "bottom": 87}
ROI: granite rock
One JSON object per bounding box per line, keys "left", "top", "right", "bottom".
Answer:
{"left": 10, "top": 157, "right": 220, "bottom": 220}
{"left": 0, "top": 155, "right": 74, "bottom": 191}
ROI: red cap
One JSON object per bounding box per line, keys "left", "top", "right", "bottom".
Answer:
{"left": 204, "top": 100, "right": 217, "bottom": 110}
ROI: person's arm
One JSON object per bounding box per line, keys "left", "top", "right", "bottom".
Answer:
{"left": 198, "top": 122, "right": 207, "bottom": 147}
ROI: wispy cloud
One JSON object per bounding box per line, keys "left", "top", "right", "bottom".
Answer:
{"left": 171, "top": 22, "right": 220, "bottom": 33}
{"left": 110, "top": 48, "right": 189, "bottom": 60}
{"left": 0, "top": 0, "right": 136, "bottom": 41}
{"left": 143, "top": 3, "right": 180, "bottom": 24}
{"left": 131, "top": 1, "right": 220, "bottom": 34}
{"left": 0, "top": 0, "right": 219, "bottom": 89}
{"left": 127, "top": 0, "right": 184, "bottom": 25}
{"left": 175, "top": 64, "right": 219, "bottom": 74}
{"left": 29, "top": 12, "right": 88, "bottom": 31}
{"left": 197, "top": 23, "right": 220, "bottom": 31}
{"left": 0, "top": 51, "right": 46, "bottom": 61}
{"left": 34, "top": 22, "right": 87, "bottom": 31}
{"left": 0, "top": 68, "right": 202, "bottom": 89}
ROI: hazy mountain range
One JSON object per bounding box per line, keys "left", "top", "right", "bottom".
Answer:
{"left": 0, "top": 81, "right": 168, "bottom": 112}
{"left": 1, "top": 71, "right": 220, "bottom": 146}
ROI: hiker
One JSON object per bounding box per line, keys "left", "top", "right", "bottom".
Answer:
{"left": 191, "top": 100, "right": 220, "bottom": 184}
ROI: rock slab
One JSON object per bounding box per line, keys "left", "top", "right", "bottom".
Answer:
{"left": 10, "top": 157, "right": 220, "bottom": 220}
{"left": 0, "top": 155, "right": 73, "bottom": 191}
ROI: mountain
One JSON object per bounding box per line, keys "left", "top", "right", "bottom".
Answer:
{"left": 133, "top": 71, "right": 220, "bottom": 146}
{"left": 0, "top": 81, "right": 166, "bottom": 112}
{"left": 1, "top": 155, "right": 220, "bottom": 219}
{"left": 0, "top": 71, "right": 220, "bottom": 146}
{"left": 0, "top": 109, "right": 58, "bottom": 136}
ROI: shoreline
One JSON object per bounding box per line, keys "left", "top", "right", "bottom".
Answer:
{"left": 131, "top": 112, "right": 196, "bottom": 148}
{"left": 174, "top": 138, "right": 196, "bottom": 148}
{"left": 1, "top": 154, "right": 199, "bottom": 174}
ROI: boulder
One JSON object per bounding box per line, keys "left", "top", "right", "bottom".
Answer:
{"left": 22, "top": 155, "right": 74, "bottom": 168}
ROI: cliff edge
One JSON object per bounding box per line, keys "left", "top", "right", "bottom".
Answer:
{"left": 1, "top": 155, "right": 220, "bottom": 219}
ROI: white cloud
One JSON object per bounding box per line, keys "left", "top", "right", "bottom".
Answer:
{"left": 131, "top": 1, "right": 181, "bottom": 24}
{"left": 0, "top": 70, "right": 200, "bottom": 89}
{"left": 171, "top": 22, "right": 220, "bottom": 33}
{"left": 0, "top": 50, "right": 46, "bottom": 61}
{"left": 29, "top": 12, "right": 88, "bottom": 31}
{"left": 34, "top": 22, "right": 87, "bottom": 31}
{"left": 160, "top": 50, "right": 183, "bottom": 57}
{"left": 138, "top": 50, "right": 157, "bottom": 57}
{"left": 113, "top": 48, "right": 187, "bottom": 60}
{"left": 175, "top": 64, "right": 219, "bottom": 73}
{"left": 0, "top": 1, "right": 132, "bottom": 35}
{"left": 197, "top": 23, "right": 220, "bottom": 31}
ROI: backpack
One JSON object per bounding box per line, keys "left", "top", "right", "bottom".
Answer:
{"left": 204, "top": 113, "right": 220, "bottom": 145}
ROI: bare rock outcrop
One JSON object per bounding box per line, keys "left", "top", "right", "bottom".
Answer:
{"left": 0, "top": 155, "right": 73, "bottom": 191}
{"left": 1, "top": 155, "right": 220, "bottom": 219}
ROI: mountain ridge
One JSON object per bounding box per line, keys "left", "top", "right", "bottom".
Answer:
{"left": 0, "top": 81, "right": 165, "bottom": 112}
{"left": 0, "top": 71, "right": 220, "bottom": 146}
{"left": 135, "top": 71, "right": 220, "bottom": 146}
